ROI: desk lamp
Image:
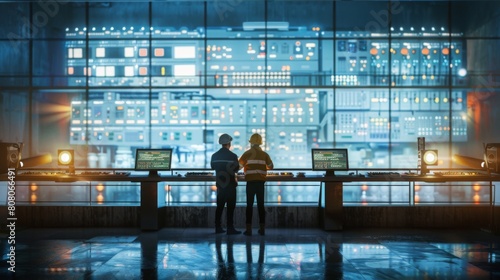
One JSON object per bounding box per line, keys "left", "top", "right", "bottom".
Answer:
{"left": 58, "top": 149, "right": 75, "bottom": 174}
{"left": 421, "top": 150, "right": 438, "bottom": 174}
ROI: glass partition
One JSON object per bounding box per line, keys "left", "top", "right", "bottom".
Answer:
{"left": 32, "top": 2, "right": 85, "bottom": 39}
{"left": 0, "top": 40, "right": 29, "bottom": 86}
{"left": 1, "top": 1, "right": 499, "bottom": 206}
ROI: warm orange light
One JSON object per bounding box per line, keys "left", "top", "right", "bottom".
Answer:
{"left": 39, "top": 103, "right": 71, "bottom": 123}
{"left": 58, "top": 149, "right": 74, "bottom": 166}
{"left": 164, "top": 184, "right": 171, "bottom": 191}
{"left": 473, "top": 184, "right": 481, "bottom": 192}
{"left": 414, "top": 194, "right": 420, "bottom": 203}
{"left": 97, "top": 194, "right": 104, "bottom": 203}
{"left": 414, "top": 184, "right": 421, "bottom": 192}
{"left": 473, "top": 194, "right": 480, "bottom": 203}
{"left": 30, "top": 194, "right": 37, "bottom": 202}
{"left": 361, "top": 185, "right": 368, "bottom": 191}
{"left": 211, "top": 185, "right": 217, "bottom": 191}
{"left": 30, "top": 184, "right": 38, "bottom": 192}
{"left": 96, "top": 184, "right": 105, "bottom": 192}
{"left": 423, "top": 150, "right": 438, "bottom": 165}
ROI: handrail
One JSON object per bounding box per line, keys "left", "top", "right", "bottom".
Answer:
{"left": 15, "top": 167, "right": 486, "bottom": 172}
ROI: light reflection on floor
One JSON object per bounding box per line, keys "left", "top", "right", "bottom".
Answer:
{"left": 0, "top": 228, "right": 499, "bottom": 279}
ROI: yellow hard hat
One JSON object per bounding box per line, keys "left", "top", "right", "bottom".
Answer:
{"left": 249, "top": 133, "right": 262, "bottom": 145}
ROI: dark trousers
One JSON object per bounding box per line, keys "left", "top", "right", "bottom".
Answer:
{"left": 215, "top": 186, "right": 237, "bottom": 228}
{"left": 246, "top": 181, "right": 265, "bottom": 224}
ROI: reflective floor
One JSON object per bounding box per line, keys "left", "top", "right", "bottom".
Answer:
{"left": 1, "top": 227, "right": 499, "bottom": 279}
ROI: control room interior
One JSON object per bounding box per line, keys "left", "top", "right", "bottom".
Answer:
{"left": 1, "top": 1, "right": 500, "bottom": 206}
{"left": 1, "top": 1, "right": 500, "bottom": 279}
{"left": 1, "top": 1, "right": 499, "bottom": 173}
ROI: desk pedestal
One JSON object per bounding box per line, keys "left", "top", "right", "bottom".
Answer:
{"left": 323, "top": 181, "right": 343, "bottom": 230}
{"left": 140, "top": 182, "right": 165, "bottom": 230}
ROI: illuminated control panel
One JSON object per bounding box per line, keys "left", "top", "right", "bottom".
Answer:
{"left": 69, "top": 87, "right": 320, "bottom": 167}
{"left": 330, "top": 89, "right": 467, "bottom": 143}
{"left": 66, "top": 28, "right": 203, "bottom": 87}
{"left": 66, "top": 24, "right": 468, "bottom": 169}
{"left": 206, "top": 38, "right": 318, "bottom": 87}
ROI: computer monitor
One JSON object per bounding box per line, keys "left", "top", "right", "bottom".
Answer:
{"left": 311, "top": 148, "right": 349, "bottom": 176}
{"left": 134, "top": 149, "right": 173, "bottom": 177}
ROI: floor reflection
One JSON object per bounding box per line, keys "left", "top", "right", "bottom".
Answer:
{"left": 245, "top": 238, "right": 265, "bottom": 279}
{"left": 215, "top": 235, "right": 236, "bottom": 279}
{"left": 0, "top": 228, "right": 499, "bottom": 279}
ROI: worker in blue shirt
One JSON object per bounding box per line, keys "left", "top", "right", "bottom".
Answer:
{"left": 210, "top": 133, "right": 242, "bottom": 235}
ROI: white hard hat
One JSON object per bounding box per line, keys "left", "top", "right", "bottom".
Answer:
{"left": 218, "top": 133, "right": 233, "bottom": 144}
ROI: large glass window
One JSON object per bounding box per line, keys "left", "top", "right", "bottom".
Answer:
{"left": 32, "top": 2, "right": 85, "bottom": 39}
{"left": 1, "top": 91, "right": 29, "bottom": 144}
{"left": 1, "top": 1, "right": 500, "bottom": 206}
{"left": 0, "top": 40, "right": 30, "bottom": 86}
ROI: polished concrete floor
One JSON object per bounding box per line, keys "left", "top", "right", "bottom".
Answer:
{"left": 1, "top": 227, "right": 499, "bottom": 279}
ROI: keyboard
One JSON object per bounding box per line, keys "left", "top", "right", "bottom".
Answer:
{"left": 19, "top": 171, "right": 67, "bottom": 176}
{"left": 433, "top": 171, "right": 485, "bottom": 176}
{"left": 185, "top": 172, "right": 214, "bottom": 177}
{"left": 79, "top": 171, "right": 111, "bottom": 175}
{"left": 267, "top": 172, "right": 294, "bottom": 177}
{"left": 19, "top": 171, "right": 131, "bottom": 176}
{"left": 366, "top": 172, "right": 401, "bottom": 177}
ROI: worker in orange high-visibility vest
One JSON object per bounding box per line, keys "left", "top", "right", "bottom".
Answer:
{"left": 238, "top": 133, "right": 274, "bottom": 236}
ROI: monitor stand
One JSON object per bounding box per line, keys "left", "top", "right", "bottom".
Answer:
{"left": 148, "top": 170, "right": 160, "bottom": 177}
{"left": 325, "top": 170, "right": 336, "bottom": 177}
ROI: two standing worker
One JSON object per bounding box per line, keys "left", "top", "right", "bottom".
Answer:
{"left": 211, "top": 133, "right": 274, "bottom": 236}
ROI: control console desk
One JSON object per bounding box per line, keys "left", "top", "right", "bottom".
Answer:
{"left": 2, "top": 170, "right": 499, "bottom": 230}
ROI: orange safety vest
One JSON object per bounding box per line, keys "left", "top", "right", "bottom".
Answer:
{"left": 239, "top": 146, "right": 273, "bottom": 181}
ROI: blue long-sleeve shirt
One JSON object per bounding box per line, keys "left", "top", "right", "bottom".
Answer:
{"left": 210, "top": 147, "right": 239, "bottom": 188}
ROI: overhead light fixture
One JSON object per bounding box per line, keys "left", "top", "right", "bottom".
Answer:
{"left": 58, "top": 149, "right": 75, "bottom": 174}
